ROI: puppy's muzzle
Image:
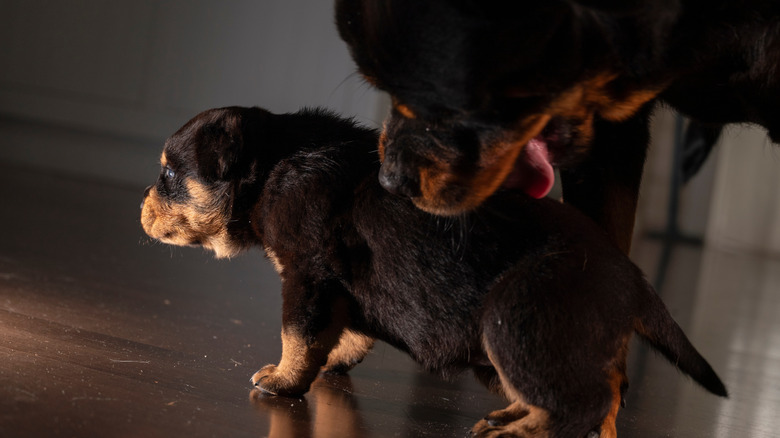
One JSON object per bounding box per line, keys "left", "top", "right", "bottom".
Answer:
{"left": 140, "top": 186, "right": 152, "bottom": 210}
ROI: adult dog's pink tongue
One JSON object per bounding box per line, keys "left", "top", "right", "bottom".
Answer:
{"left": 503, "top": 138, "right": 555, "bottom": 199}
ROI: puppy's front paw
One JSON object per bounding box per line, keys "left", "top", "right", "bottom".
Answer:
{"left": 251, "top": 364, "right": 311, "bottom": 397}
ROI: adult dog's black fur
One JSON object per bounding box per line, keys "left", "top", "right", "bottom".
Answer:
{"left": 140, "top": 106, "right": 726, "bottom": 438}
{"left": 335, "top": 0, "right": 780, "bottom": 253}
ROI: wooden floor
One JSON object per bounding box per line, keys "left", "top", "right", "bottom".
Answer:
{"left": 1, "top": 157, "right": 779, "bottom": 437}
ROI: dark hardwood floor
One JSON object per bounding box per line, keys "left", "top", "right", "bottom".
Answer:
{"left": 1, "top": 150, "right": 778, "bottom": 437}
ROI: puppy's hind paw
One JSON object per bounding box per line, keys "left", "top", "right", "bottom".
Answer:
{"left": 322, "top": 331, "right": 374, "bottom": 375}
{"left": 470, "top": 401, "right": 551, "bottom": 438}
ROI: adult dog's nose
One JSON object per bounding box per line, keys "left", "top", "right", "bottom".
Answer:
{"left": 378, "top": 155, "right": 421, "bottom": 198}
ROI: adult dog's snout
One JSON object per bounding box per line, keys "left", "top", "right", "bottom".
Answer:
{"left": 378, "top": 142, "right": 422, "bottom": 198}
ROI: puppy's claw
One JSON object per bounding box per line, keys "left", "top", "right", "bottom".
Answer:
{"left": 252, "top": 375, "right": 277, "bottom": 394}
{"left": 256, "top": 384, "right": 278, "bottom": 396}
{"left": 250, "top": 364, "right": 278, "bottom": 394}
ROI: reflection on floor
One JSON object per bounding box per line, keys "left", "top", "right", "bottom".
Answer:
{"left": 0, "top": 161, "right": 778, "bottom": 438}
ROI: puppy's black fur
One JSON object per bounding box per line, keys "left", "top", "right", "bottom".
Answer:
{"left": 335, "top": 0, "right": 780, "bottom": 253}
{"left": 141, "top": 107, "right": 726, "bottom": 438}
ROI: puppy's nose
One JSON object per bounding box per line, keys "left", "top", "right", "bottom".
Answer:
{"left": 140, "top": 186, "right": 152, "bottom": 210}
{"left": 378, "top": 160, "right": 421, "bottom": 198}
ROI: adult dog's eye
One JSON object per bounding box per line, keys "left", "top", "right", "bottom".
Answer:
{"left": 164, "top": 166, "right": 175, "bottom": 179}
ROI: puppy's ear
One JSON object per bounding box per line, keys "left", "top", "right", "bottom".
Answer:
{"left": 196, "top": 107, "right": 265, "bottom": 181}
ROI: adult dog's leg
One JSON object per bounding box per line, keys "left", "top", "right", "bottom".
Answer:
{"left": 560, "top": 106, "right": 653, "bottom": 254}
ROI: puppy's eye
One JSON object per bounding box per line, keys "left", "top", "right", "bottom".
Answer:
{"left": 164, "top": 166, "right": 175, "bottom": 179}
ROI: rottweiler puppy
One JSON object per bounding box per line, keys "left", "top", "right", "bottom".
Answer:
{"left": 140, "top": 106, "right": 727, "bottom": 438}
{"left": 335, "top": 0, "right": 780, "bottom": 253}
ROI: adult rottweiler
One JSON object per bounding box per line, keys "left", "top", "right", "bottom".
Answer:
{"left": 140, "top": 106, "right": 726, "bottom": 438}
{"left": 336, "top": 0, "right": 780, "bottom": 252}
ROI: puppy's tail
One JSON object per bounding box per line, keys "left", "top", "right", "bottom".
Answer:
{"left": 634, "top": 283, "right": 728, "bottom": 398}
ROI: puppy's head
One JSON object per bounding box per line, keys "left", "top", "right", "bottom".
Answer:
{"left": 337, "top": 0, "right": 671, "bottom": 215}
{"left": 141, "top": 106, "right": 269, "bottom": 258}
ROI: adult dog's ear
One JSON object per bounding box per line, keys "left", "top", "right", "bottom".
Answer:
{"left": 196, "top": 107, "right": 265, "bottom": 182}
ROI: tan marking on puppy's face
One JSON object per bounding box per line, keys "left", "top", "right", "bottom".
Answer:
{"left": 140, "top": 167, "right": 241, "bottom": 259}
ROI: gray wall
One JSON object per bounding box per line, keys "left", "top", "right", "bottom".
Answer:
{"left": 0, "top": 0, "right": 385, "bottom": 185}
